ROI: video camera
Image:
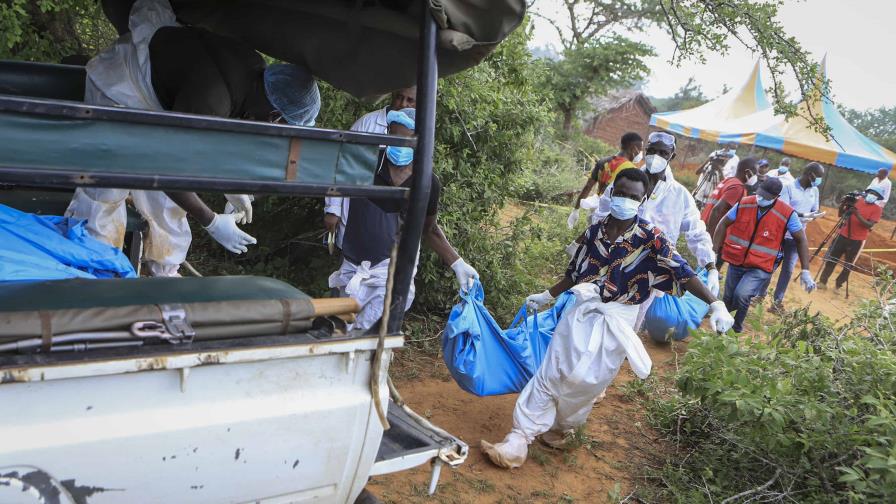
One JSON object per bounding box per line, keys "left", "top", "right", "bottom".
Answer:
{"left": 709, "top": 149, "right": 734, "bottom": 162}
{"left": 840, "top": 190, "right": 865, "bottom": 207}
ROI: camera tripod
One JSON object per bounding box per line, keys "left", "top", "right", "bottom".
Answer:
{"left": 692, "top": 163, "right": 722, "bottom": 208}
{"left": 806, "top": 209, "right": 853, "bottom": 299}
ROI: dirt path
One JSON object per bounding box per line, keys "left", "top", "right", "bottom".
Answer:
{"left": 368, "top": 203, "right": 889, "bottom": 503}
{"left": 372, "top": 338, "right": 685, "bottom": 504}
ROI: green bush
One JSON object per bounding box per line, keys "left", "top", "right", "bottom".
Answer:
{"left": 645, "top": 278, "right": 896, "bottom": 502}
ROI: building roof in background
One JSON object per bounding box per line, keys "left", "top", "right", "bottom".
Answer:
{"left": 589, "top": 89, "right": 656, "bottom": 118}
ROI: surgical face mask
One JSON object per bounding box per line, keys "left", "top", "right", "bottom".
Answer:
{"left": 385, "top": 146, "right": 414, "bottom": 167}
{"left": 644, "top": 154, "right": 668, "bottom": 174}
{"left": 632, "top": 151, "right": 643, "bottom": 164}
{"left": 778, "top": 166, "right": 789, "bottom": 174}
{"left": 727, "top": 149, "right": 737, "bottom": 156}
{"left": 746, "top": 174, "right": 758, "bottom": 186}
{"left": 609, "top": 196, "right": 641, "bottom": 220}
{"left": 866, "top": 194, "right": 879, "bottom": 204}
{"left": 812, "top": 177, "right": 822, "bottom": 187}
{"left": 757, "top": 196, "right": 777, "bottom": 208}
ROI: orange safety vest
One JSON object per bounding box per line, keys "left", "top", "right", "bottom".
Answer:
{"left": 700, "top": 177, "right": 745, "bottom": 223}
{"left": 722, "top": 195, "right": 794, "bottom": 273}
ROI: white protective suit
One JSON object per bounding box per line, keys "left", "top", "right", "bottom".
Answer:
{"left": 324, "top": 107, "right": 389, "bottom": 247}
{"left": 65, "top": 0, "right": 188, "bottom": 277}
{"left": 482, "top": 283, "right": 652, "bottom": 467}
{"left": 328, "top": 255, "right": 416, "bottom": 331}
{"left": 591, "top": 169, "right": 715, "bottom": 330}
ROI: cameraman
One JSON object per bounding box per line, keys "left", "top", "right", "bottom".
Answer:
{"left": 694, "top": 143, "right": 736, "bottom": 207}
{"left": 817, "top": 186, "right": 885, "bottom": 292}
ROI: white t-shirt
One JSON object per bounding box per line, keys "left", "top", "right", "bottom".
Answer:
{"left": 867, "top": 176, "right": 892, "bottom": 207}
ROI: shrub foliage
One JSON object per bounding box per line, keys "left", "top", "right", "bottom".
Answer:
{"left": 646, "top": 271, "right": 896, "bottom": 502}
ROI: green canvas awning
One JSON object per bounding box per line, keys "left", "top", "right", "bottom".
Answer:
{"left": 100, "top": 0, "right": 527, "bottom": 98}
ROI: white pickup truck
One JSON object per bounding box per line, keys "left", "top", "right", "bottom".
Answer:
{"left": 0, "top": 276, "right": 467, "bottom": 504}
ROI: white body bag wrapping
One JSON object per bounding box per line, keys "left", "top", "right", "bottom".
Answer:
{"left": 65, "top": 0, "right": 190, "bottom": 276}
{"left": 328, "top": 257, "right": 416, "bottom": 331}
{"left": 511, "top": 283, "right": 652, "bottom": 443}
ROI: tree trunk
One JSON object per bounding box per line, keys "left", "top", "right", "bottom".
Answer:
{"left": 562, "top": 107, "right": 575, "bottom": 135}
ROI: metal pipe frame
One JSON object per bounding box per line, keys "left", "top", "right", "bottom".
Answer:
{"left": 0, "top": 166, "right": 410, "bottom": 199}
{"left": 0, "top": 95, "right": 417, "bottom": 148}
{"left": 387, "top": 8, "right": 438, "bottom": 333}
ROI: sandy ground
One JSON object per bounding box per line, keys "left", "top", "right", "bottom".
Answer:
{"left": 373, "top": 338, "right": 680, "bottom": 504}
{"left": 368, "top": 204, "right": 891, "bottom": 504}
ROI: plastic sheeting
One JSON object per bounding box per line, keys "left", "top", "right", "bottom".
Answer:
{"left": 644, "top": 270, "right": 710, "bottom": 342}
{"left": 442, "top": 281, "right": 574, "bottom": 396}
{"left": 0, "top": 203, "right": 136, "bottom": 282}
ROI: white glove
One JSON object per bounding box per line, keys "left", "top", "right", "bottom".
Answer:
{"left": 224, "top": 194, "right": 254, "bottom": 224}
{"left": 204, "top": 213, "right": 257, "bottom": 254}
{"left": 706, "top": 268, "right": 720, "bottom": 297}
{"left": 526, "top": 290, "right": 554, "bottom": 311}
{"left": 450, "top": 258, "right": 479, "bottom": 292}
{"left": 567, "top": 208, "right": 579, "bottom": 229}
{"left": 565, "top": 240, "right": 580, "bottom": 258}
{"left": 708, "top": 300, "right": 734, "bottom": 333}
{"left": 799, "top": 270, "right": 816, "bottom": 293}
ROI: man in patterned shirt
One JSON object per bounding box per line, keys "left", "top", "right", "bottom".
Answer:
{"left": 481, "top": 168, "right": 734, "bottom": 469}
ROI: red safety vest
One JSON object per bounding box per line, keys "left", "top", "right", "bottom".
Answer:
{"left": 700, "top": 177, "right": 745, "bottom": 222}
{"left": 722, "top": 196, "right": 794, "bottom": 273}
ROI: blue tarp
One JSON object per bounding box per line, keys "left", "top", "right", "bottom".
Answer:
{"left": 0, "top": 203, "right": 136, "bottom": 281}
{"left": 644, "top": 270, "right": 710, "bottom": 342}
{"left": 442, "top": 281, "right": 574, "bottom": 396}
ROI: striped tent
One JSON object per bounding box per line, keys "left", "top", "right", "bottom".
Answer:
{"left": 650, "top": 61, "right": 773, "bottom": 143}
{"left": 650, "top": 58, "right": 896, "bottom": 174}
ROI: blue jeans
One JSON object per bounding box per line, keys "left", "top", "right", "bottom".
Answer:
{"left": 723, "top": 265, "right": 772, "bottom": 332}
{"left": 772, "top": 239, "right": 799, "bottom": 304}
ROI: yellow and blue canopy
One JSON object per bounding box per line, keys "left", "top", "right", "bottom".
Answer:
{"left": 650, "top": 59, "right": 896, "bottom": 174}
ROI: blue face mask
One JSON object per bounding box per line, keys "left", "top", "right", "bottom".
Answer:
{"left": 757, "top": 196, "right": 777, "bottom": 207}
{"left": 385, "top": 146, "right": 414, "bottom": 167}
{"left": 812, "top": 177, "right": 822, "bottom": 187}
{"left": 609, "top": 196, "right": 641, "bottom": 220}
{"left": 778, "top": 166, "right": 789, "bottom": 174}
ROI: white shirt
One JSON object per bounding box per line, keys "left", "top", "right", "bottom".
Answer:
{"left": 721, "top": 153, "right": 740, "bottom": 179}
{"left": 768, "top": 169, "right": 795, "bottom": 186}
{"left": 867, "top": 176, "right": 892, "bottom": 207}
{"left": 593, "top": 169, "right": 716, "bottom": 267}
{"left": 779, "top": 179, "right": 819, "bottom": 239}
{"left": 324, "top": 106, "right": 390, "bottom": 246}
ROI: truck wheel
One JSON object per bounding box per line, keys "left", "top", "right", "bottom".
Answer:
{"left": 354, "top": 488, "right": 383, "bottom": 504}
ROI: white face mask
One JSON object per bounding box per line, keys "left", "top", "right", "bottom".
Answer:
{"left": 746, "top": 174, "right": 758, "bottom": 186}
{"left": 609, "top": 196, "right": 641, "bottom": 220}
{"left": 632, "top": 151, "right": 643, "bottom": 164}
{"left": 644, "top": 154, "right": 668, "bottom": 174}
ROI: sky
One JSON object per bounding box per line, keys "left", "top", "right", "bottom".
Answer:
{"left": 529, "top": 0, "right": 895, "bottom": 111}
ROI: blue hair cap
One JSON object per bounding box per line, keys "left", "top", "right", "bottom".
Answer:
{"left": 264, "top": 63, "right": 320, "bottom": 126}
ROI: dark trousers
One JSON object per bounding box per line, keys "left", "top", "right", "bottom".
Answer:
{"left": 818, "top": 235, "right": 863, "bottom": 288}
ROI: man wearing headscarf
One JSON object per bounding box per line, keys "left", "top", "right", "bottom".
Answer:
{"left": 67, "top": 0, "right": 320, "bottom": 276}
{"left": 328, "top": 108, "right": 480, "bottom": 331}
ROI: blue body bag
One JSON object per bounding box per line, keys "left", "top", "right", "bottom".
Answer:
{"left": 0, "top": 203, "right": 136, "bottom": 282}
{"left": 442, "top": 281, "right": 574, "bottom": 396}
{"left": 643, "top": 270, "right": 710, "bottom": 342}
